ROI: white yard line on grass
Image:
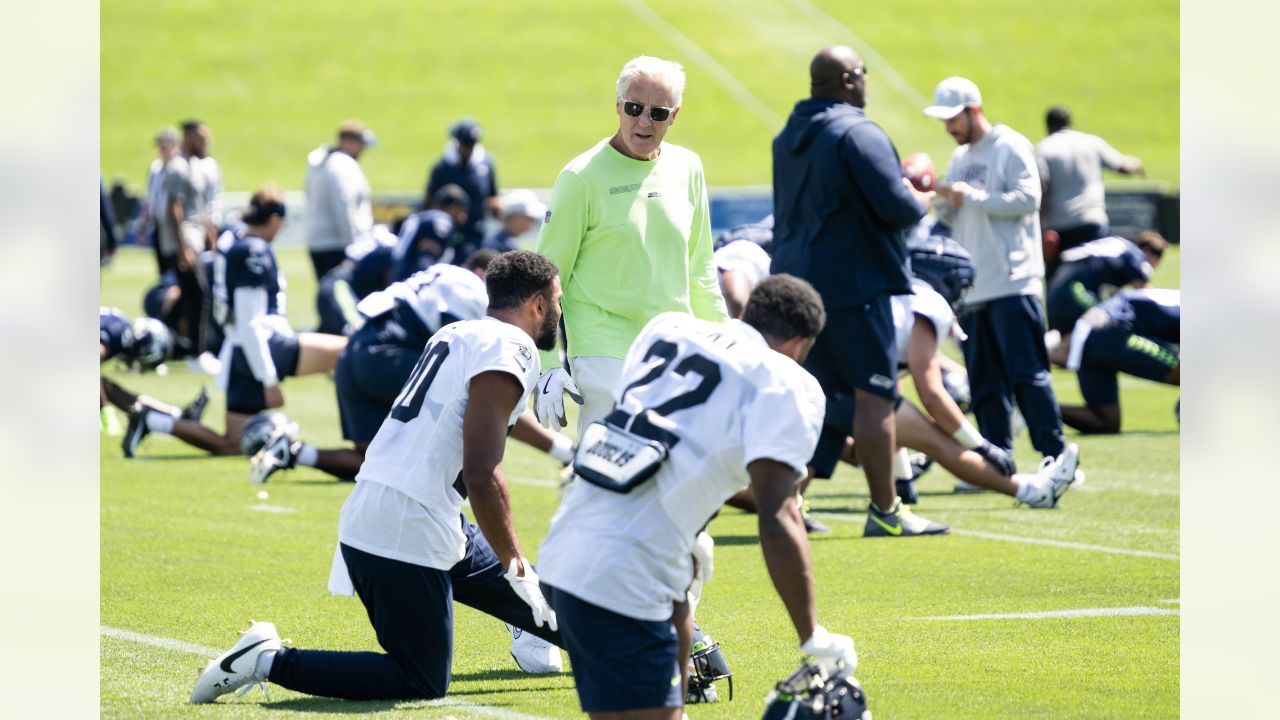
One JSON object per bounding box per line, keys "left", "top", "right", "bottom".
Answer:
{"left": 100, "top": 626, "right": 553, "bottom": 720}
{"left": 618, "top": 0, "right": 784, "bottom": 129}
{"left": 909, "top": 606, "right": 1179, "bottom": 621}
{"left": 780, "top": 0, "right": 932, "bottom": 109}
{"left": 248, "top": 504, "right": 297, "bottom": 514}
{"left": 811, "top": 513, "right": 1179, "bottom": 561}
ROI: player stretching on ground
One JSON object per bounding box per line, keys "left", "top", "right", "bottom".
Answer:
{"left": 122, "top": 187, "right": 347, "bottom": 458}
{"left": 1049, "top": 288, "right": 1180, "bottom": 434}
{"left": 191, "top": 251, "right": 564, "bottom": 704}
{"left": 538, "top": 276, "right": 860, "bottom": 719}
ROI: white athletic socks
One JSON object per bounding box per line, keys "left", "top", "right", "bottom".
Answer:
{"left": 254, "top": 648, "right": 277, "bottom": 680}
{"left": 296, "top": 444, "right": 319, "bottom": 468}
{"left": 144, "top": 412, "right": 176, "bottom": 434}
{"left": 893, "top": 447, "right": 913, "bottom": 481}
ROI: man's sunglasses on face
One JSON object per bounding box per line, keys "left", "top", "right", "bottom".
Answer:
{"left": 622, "top": 100, "right": 674, "bottom": 122}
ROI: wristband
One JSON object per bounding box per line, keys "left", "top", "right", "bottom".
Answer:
{"left": 952, "top": 421, "right": 983, "bottom": 450}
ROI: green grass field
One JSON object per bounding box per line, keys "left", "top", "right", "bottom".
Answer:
{"left": 101, "top": 0, "right": 1177, "bottom": 192}
{"left": 100, "top": 245, "right": 1179, "bottom": 718}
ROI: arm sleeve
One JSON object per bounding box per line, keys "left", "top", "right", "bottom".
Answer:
{"left": 232, "top": 287, "right": 279, "bottom": 386}
{"left": 1095, "top": 136, "right": 1126, "bottom": 171}
{"left": 534, "top": 169, "right": 589, "bottom": 370}
{"left": 961, "top": 140, "right": 1041, "bottom": 217}
{"left": 687, "top": 162, "right": 729, "bottom": 322}
{"left": 843, "top": 124, "right": 925, "bottom": 229}
{"left": 742, "top": 372, "right": 825, "bottom": 477}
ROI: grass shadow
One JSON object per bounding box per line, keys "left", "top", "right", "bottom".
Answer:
{"left": 262, "top": 698, "right": 399, "bottom": 713}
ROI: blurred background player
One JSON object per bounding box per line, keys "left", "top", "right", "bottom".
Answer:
{"left": 122, "top": 187, "right": 347, "bottom": 457}
{"left": 1049, "top": 288, "right": 1179, "bottom": 434}
{"left": 164, "top": 119, "right": 219, "bottom": 358}
{"left": 305, "top": 120, "right": 376, "bottom": 280}
{"left": 139, "top": 127, "right": 181, "bottom": 275}
{"left": 99, "top": 307, "right": 184, "bottom": 434}
{"left": 314, "top": 226, "right": 400, "bottom": 336}
{"left": 1036, "top": 105, "right": 1144, "bottom": 252}
{"left": 423, "top": 117, "right": 499, "bottom": 254}
{"left": 539, "top": 276, "right": 860, "bottom": 720}
{"left": 713, "top": 218, "right": 773, "bottom": 319}
{"left": 394, "top": 184, "right": 470, "bottom": 277}
{"left": 191, "top": 251, "right": 564, "bottom": 705}
{"left": 534, "top": 55, "right": 726, "bottom": 434}
{"left": 484, "top": 189, "right": 546, "bottom": 253}
{"left": 927, "top": 76, "right": 1068, "bottom": 466}
{"left": 1044, "top": 230, "right": 1167, "bottom": 335}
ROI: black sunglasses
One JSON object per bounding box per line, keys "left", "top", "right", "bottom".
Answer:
{"left": 622, "top": 100, "right": 675, "bottom": 122}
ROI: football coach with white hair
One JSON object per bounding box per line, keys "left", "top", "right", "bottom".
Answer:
{"left": 534, "top": 55, "right": 727, "bottom": 434}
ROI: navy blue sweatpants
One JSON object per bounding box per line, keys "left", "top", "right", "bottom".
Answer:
{"left": 959, "top": 294, "right": 1066, "bottom": 458}
{"left": 267, "top": 515, "right": 561, "bottom": 700}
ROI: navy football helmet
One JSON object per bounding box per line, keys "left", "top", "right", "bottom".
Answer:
{"left": 130, "top": 318, "right": 172, "bottom": 371}
{"left": 714, "top": 221, "right": 774, "bottom": 255}
{"left": 762, "top": 660, "right": 869, "bottom": 720}
{"left": 687, "top": 632, "right": 733, "bottom": 704}
{"left": 908, "top": 234, "right": 975, "bottom": 310}
{"left": 240, "top": 412, "right": 299, "bottom": 458}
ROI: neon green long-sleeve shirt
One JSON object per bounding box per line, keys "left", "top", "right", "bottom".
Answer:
{"left": 536, "top": 138, "right": 727, "bottom": 369}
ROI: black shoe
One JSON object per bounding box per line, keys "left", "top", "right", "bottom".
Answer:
{"left": 908, "top": 452, "right": 934, "bottom": 480}
{"left": 122, "top": 404, "right": 150, "bottom": 459}
{"left": 896, "top": 478, "right": 919, "bottom": 504}
{"left": 180, "top": 385, "right": 210, "bottom": 422}
{"left": 802, "top": 514, "right": 832, "bottom": 535}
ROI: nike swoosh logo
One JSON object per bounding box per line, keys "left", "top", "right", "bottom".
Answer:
{"left": 220, "top": 638, "right": 270, "bottom": 673}
{"left": 541, "top": 377, "right": 554, "bottom": 395}
{"left": 869, "top": 514, "right": 903, "bottom": 536}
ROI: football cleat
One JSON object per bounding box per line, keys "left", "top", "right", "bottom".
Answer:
{"left": 864, "top": 499, "right": 949, "bottom": 537}
{"left": 101, "top": 406, "right": 123, "bottom": 436}
{"left": 190, "top": 621, "right": 282, "bottom": 704}
{"left": 249, "top": 429, "right": 300, "bottom": 485}
{"left": 180, "top": 385, "right": 210, "bottom": 422}
{"left": 762, "top": 659, "right": 869, "bottom": 720}
{"left": 505, "top": 623, "right": 563, "bottom": 673}
{"left": 121, "top": 403, "right": 151, "bottom": 458}
{"left": 1016, "top": 444, "right": 1080, "bottom": 509}
{"left": 240, "top": 411, "right": 299, "bottom": 457}
{"left": 799, "top": 497, "right": 831, "bottom": 535}
{"left": 908, "top": 451, "right": 934, "bottom": 480}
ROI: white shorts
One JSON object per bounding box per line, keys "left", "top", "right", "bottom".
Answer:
{"left": 568, "top": 355, "right": 624, "bottom": 439}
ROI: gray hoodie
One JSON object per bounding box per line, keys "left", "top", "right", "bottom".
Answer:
{"left": 304, "top": 146, "right": 373, "bottom": 252}
{"left": 933, "top": 124, "right": 1044, "bottom": 305}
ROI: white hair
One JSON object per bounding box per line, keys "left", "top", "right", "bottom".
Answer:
{"left": 616, "top": 56, "right": 686, "bottom": 107}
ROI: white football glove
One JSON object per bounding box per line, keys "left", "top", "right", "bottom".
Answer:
{"left": 692, "top": 530, "right": 715, "bottom": 587}
{"left": 533, "top": 368, "right": 584, "bottom": 429}
{"left": 504, "top": 558, "right": 558, "bottom": 631}
{"left": 800, "top": 625, "right": 858, "bottom": 673}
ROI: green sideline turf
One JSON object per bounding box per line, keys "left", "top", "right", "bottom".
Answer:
{"left": 101, "top": 0, "right": 1177, "bottom": 192}
{"left": 100, "top": 247, "right": 1178, "bottom": 718}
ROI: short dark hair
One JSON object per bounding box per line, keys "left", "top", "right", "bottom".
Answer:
{"left": 1046, "top": 106, "right": 1071, "bottom": 134}
{"left": 180, "top": 119, "right": 204, "bottom": 134}
{"left": 485, "top": 251, "right": 559, "bottom": 311}
{"left": 463, "top": 248, "right": 499, "bottom": 272}
{"left": 1135, "top": 230, "right": 1168, "bottom": 259}
{"left": 742, "top": 274, "right": 826, "bottom": 341}
{"left": 434, "top": 183, "right": 471, "bottom": 210}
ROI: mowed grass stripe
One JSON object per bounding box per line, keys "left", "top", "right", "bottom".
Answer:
{"left": 907, "top": 606, "right": 1179, "bottom": 621}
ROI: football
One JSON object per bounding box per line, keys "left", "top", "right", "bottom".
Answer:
{"left": 902, "top": 152, "right": 936, "bottom": 191}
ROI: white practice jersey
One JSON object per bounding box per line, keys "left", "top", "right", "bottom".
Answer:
{"left": 889, "top": 280, "right": 964, "bottom": 366}
{"left": 338, "top": 317, "right": 539, "bottom": 570}
{"left": 713, "top": 240, "right": 772, "bottom": 290}
{"left": 538, "top": 312, "right": 825, "bottom": 621}
{"left": 357, "top": 263, "right": 489, "bottom": 328}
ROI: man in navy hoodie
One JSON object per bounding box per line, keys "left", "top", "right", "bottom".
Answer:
{"left": 772, "top": 45, "right": 948, "bottom": 538}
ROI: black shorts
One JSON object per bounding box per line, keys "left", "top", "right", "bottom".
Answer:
{"left": 335, "top": 322, "right": 424, "bottom": 443}
{"left": 226, "top": 334, "right": 300, "bottom": 415}
{"left": 546, "top": 587, "right": 682, "bottom": 713}
{"left": 1077, "top": 326, "right": 1179, "bottom": 407}
{"left": 804, "top": 294, "right": 899, "bottom": 401}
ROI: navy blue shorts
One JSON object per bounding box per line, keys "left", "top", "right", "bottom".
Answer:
{"left": 547, "top": 587, "right": 682, "bottom": 713}
{"left": 315, "top": 273, "right": 352, "bottom": 337}
{"left": 804, "top": 294, "right": 899, "bottom": 404}
{"left": 1077, "top": 325, "right": 1179, "bottom": 406}
{"left": 335, "top": 321, "right": 423, "bottom": 443}
{"left": 225, "top": 334, "right": 300, "bottom": 415}
{"left": 810, "top": 390, "right": 902, "bottom": 479}
{"left": 1045, "top": 279, "right": 1098, "bottom": 334}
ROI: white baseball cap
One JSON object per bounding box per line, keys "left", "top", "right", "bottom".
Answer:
{"left": 502, "top": 189, "right": 547, "bottom": 221}
{"left": 923, "top": 77, "right": 982, "bottom": 120}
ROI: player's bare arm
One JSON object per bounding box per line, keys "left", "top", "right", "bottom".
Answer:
{"left": 749, "top": 457, "right": 817, "bottom": 641}
{"left": 462, "top": 369, "right": 527, "bottom": 566}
